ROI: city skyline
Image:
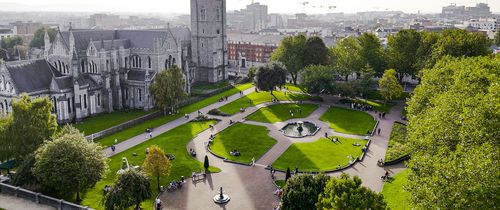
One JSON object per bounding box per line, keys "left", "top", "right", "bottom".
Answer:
{"left": 0, "top": 0, "right": 499, "bottom": 14}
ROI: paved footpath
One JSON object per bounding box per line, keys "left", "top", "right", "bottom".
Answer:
{"left": 0, "top": 194, "right": 55, "bottom": 210}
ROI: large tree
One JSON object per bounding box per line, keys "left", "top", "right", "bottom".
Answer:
{"left": 281, "top": 174, "right": 329, "bottom": 210}
{"left": 299, "top": 65, "right": 336, "bottom": 95}
{"left": 406, "top": 56, "right": 500, "bottom": 209}
{"left": 149, "top": 65, "right": 188, "bottom": 115}
{"left": 271, "top": 35, "right": 307, "bottom": 84}
{"left": 104, "top": 170, "right": 153, "bottom": 210}
{"left": 0, "top": 94, "right": 57, "bottom": 162}
{"left": 358, "top": 33, "right": 386, "bottom": 76}
{"left": 330, "top": 37, "right": 365, "bottom": 81}
{"left": 316, "top": 173, "right": 386, "bottom": 210}
{"left": 379, "top": 69, "right": 403, "bottom": 104}
{"left": 33, "top": 126, "right": 107, "bottom": 201}
{"left": 387, "top": 29, "right": 422, "bottom": 81}
{"left": 142, "top": 145, "right": 171, "bottom": 192}
{"left": 303, "top": 36, "right": 329, "bottom": 67}
{"left": 30, "top": 27, "right": 57, "bottom": 48}
{"left": 0, "top": 36, "right": 23, "bottom": 49}
{"left": 255, "top": 62, "right": 287, "bottom": 93}
{"left": 414, "top": 31, "right": 440, "bottom": 71}
{"left": 431, "top": 29, "right": 491, "bottom": 61}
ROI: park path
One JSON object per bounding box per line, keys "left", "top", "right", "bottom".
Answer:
{"left": 103, "top": 86, "right": 256, "bottom": 157}
{"left": 0, "top": 194, "right": 55, "bottom": 210}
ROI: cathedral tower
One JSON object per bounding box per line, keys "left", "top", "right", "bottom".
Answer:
{"left": 191, "top": 0, "right": 227, "bottom": 83}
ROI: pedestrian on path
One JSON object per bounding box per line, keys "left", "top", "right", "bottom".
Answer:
{"left": 111, "top": 145, "right": 116, "bottom": 153}
{"left": 252, "top": 157, "right": 255, "bottom": 166}
{"left": 324, "top": 132, "right": 328, "bottom": 139}
{"left": 378, "top": 113, "right": 382, "bottom": 119}
{"left": 378, "top": 128, "right": 381, "bottom": 135}
{"left": 149, "top": 131, "right": 153, "bottom": 139}
{"left": 382, "top": 112, "right": 386, "bottom": 118}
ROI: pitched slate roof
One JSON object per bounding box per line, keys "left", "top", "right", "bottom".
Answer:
{"left": 6, "top": 59, "right": 63, "bottom": 93}
{"left": 127, "top": 70, "right": 147, "bottom": 81}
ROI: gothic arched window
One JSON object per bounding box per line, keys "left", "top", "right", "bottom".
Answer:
{"left": 147, "top": 56, "right": 151, "bottom": 68}
{"left": 200, "top": 6, "right": 206, "bottom": 20}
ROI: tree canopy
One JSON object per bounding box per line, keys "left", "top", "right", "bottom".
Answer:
{"left": 406, "top": 56, "right": 500, "bottom": 209}
{"left": 255, "top": 62, "right": 287, "bottom": 93}
{"left": 358, "top": 33, "right": 386, "bottom": 76}
{"left": 271, "top": 35, "right": 307, "bottom": 84}
{"left": 104, "top": 170, "right": 152, "bottom": 210}
{"left": 330, "top": 37, "right": 365, "bottom": 81}
{"left": 317, "top": 173, "right": 386, "bottom": 210}
{"left": 0, "top": 36, "right": 23, "bottom": 49}
{"left": 281, "top": 174, "right": 329, "bottom": 210}
{"left": 142, "top": 145, "right": 171, "bottom": 192}
{"left": 431, "top": 29, "right": 491, "bottom": 60}
{"left": 379, "top": 69, "right": 403, "bottom": 104}
{"left": 303, "top": 36, "right": 330, "bottom": 67}
{"left": 387, "top": 29, "right": 422, "bottom": 80}
{"left": 0, "top": 94, "right": 57, "bottom": 162}
{"left": 299, "top": 65, "right": 336, "bottom": 95}
{"left": 149, "top": 66, "right": 187, "bottom": 115}
{"left": 30, "top": 27, "right": 57, "bottom": 48}
{"left": 33, "top": 126, "right": 107, "bottom": 201}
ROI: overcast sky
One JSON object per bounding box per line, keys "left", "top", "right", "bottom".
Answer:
{"left": 1, "top": 0, "right": 499, "bottom": 14}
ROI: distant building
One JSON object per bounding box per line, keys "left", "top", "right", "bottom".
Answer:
{"left": 442, "top": 3, "right": 491, "bottom": 18}
{"left": 89, "top": 14, "right": 122, "bottom": 29}
{"left": 268, "top": 14, "right": 284, "bottom": 29}
{"left": 10, "top": 21, "right": 42, "bottom": 35}
{"left": 227, "top": 33, "right": 283, "bottom": 71}
{"left": 463, "top": 18, "right": 499, "bottom": 31}
{"left": 227, "top": 2, "right": 268, "bottom": 33}
{"left": 0, "top": 28, "right": 16, "bottom": 41}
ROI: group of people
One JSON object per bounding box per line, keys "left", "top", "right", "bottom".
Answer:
{"left": 325, "top": 132, "right": 340, "bottom": 143}
{"left": 189, "top": 148, "right": 196, "bottom": 157}
{"left": 167, "top": 180, "right": 184, "bottom": 192}
{"left": 218, "top": 96, "right": 229, "bottom": 102}
{"left": 289, "top": 109, "right": 302, "bottom": 117}
{"left": 351, "top": 102, "right": 374, "bottom": 112}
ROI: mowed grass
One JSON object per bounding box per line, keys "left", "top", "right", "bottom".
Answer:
{"left": 320, "top": 107, "right": 376, "bottom": 135}
{"left": 354, "top": 99, "right": 393, "bottom": 113}
{"left": 385, "top": 122, "right": 410, "bottom": 162}
{"left": 284, "top": 83, "right": 306, "bottom": 93}
{"left": 81, "top": 120, "right": 220, "bottom": 210}
{"left": 246, "top": 103, "right": 318, "bottom": 123}
{"left": 74, "top": 109, "right": 156, "bottom": 135}
{"left": 97, "top": 83, "right": 253, "bottom": 147}
{"left": 382, "top": 169, "right": 412, "bottom": 210}
{"left": 272, "top": 137, "right": 367, "bottom": 171}
{"left": 191, "top": 81, "right": 230, "bottom": 95}
{"left": 210, "top": 123, "right": 277, "bottom": 163}
{"left": 275, "top": 180, "right": 286, "bottom": 188}
{"left": 219, "top": 91, "right": 318, "bottom": 115}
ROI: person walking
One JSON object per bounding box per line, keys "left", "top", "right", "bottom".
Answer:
{"left": 378, "top": 128, "right": 381, "bottom": 135}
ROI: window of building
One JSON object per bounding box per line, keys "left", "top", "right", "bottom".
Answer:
{"left": 67, "top": 98, "right": 71, "bottom": 113}
{"left": 72, "top": 96, "right": 75, "bottom": 112}
{"left": 200, "top": 6, "right": 206, "bottom": 20}
{"left": 147, "top": 56, "right": 151, "bottom": 68}
{"left": 83, "top": 94, "right": 87, "bottom": 109}
{"left": 216, "top": 6, "right": 221, "bottom": 20}
{"left": 97, "top": 93, "right": 101, "bottom": 106}
{"left": 138, "top": 89, "right": 142, "bottom": 102}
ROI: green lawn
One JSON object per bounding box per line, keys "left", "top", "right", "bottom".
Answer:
{"left": 272, "top": 137, "right": 367, "bottom": 171}
{"left": 246, "top": 103, "right": 318, "bottom": 123}
{"left": 382, "top": 169, "right": 412, "bottom": 210}
{"left": 284, "top": 84, "right": 305, "bottom": 93}
{"left": 210, "top": 123, "right": 277, "bottom": 164}
{"left": 275, "top": 180, "right": 286, "bottom": 188}
{"left": 219, "top": 91, "right": 318, "bottom": 115}
{"left": 74, "top": 109, "right": 156, "bottom": 135}
{"left": 320, "top": 107, "right": 376, "bottom": 135}
{"left": 81, "top": 120, "right": 220, "bottom": 210}
{"left": 385, "top": 122, "right": 410, "bottom": 162}
{"left": 96, "top": 83, "right": 253, "bottom": 147}
{"left": 191, "top": 81, "right": 230, "bottom": 95}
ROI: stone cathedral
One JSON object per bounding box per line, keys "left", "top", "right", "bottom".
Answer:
{"left": 0, "top": 0, "right": 227, "bottom": 123}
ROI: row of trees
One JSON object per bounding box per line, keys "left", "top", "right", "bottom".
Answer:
{"left": 281, "top": 173, "right": 386, "bottom": 210}
{"left": 271, "top": 29, "right": 492, "bottom": 87}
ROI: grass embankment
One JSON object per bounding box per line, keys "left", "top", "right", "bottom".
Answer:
{"left": 382, "top": 169, "right": 412, "bottom": 210}
{"left": 320, "top": 107, "right": 376, "bottom": 135}
{"left": 272, "top": 137, "right": 367, "bottom": 171}
{"left": 74, "top": 109, "right": 156, "bottom": 136}
{"left": 97, "top": 83, "right": 253, "bottom": 147}
{"left": 385, "top": 122, "right": 410, "bottom": 162}
{"left": 81, "top": 120, "right": 220, "bottom": 210}
{"left": 219, "top": 91, "right": 319, "bottom": 115}
{"left": 246, "top": 103, "right": 318, "bottom": 123}
{"left": 210, "top": 123, "right": 277, "bottom": 164}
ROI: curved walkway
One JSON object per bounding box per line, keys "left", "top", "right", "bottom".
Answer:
{"left": 160, "top": 98, "right": 407, "bottom": 209}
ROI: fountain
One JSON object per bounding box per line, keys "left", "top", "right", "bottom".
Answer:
{"left": 213, "top": 187, "right": 230, "bottom": 204}
{"left": 280, "top": 121, "right": 320, "bottom": 138}
{"left": 117, "top": 157, "right": 131, "bottom": 175}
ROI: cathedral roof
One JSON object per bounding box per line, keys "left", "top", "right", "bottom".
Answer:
{"left": 5, "top": 59, "right": 63, "bottom": 93}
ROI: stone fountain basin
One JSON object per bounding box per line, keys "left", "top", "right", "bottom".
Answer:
{"left": 280, "top": 121, "right": 320, "bottom": 138}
